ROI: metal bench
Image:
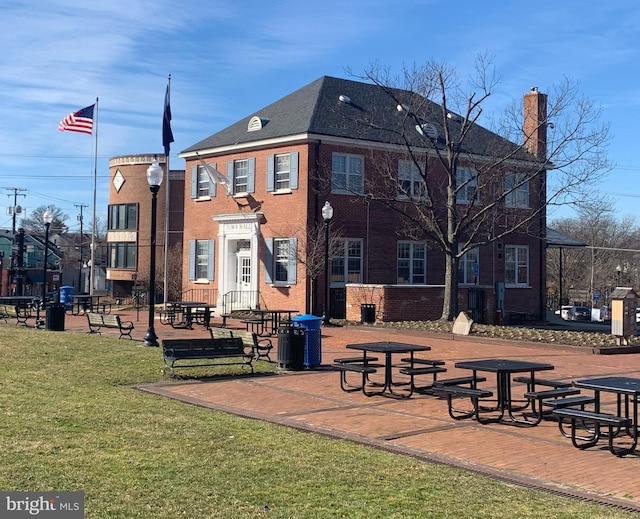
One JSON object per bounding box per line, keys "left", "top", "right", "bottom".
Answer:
{"left": 523, "top": 387, "right": 582, "bottom": 425}
{"left": 86, "top": 312, "right": 135, "bottom": 339}
{"left": 230, "top": 329, "right": 274, "bottom": 361}
{"left": 333, "top": 363, "right": 379, "bottom": 395}
{"left": 0, "top": 303, "right": 33, "bottom": 326}
{"left": 553, "top": 408, "right": 636, "bottom": 456}
{"left": 433, "top": 385, "right": 494, "bottom": 420}
{"left": 542, "top": 395, "right": 597, "bottom": 437}
{"left": 162, "top": 337, "right": 253, "bottom": 377}
{"left": 399, "top": 365, "right": 447, "bottom": 394}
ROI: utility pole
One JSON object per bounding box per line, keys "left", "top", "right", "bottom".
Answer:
{"left": 75, "top": 203, "right": 88, "bottom": 292}
{"left": 5, "top": 188, "right": 26, "bottom": 295}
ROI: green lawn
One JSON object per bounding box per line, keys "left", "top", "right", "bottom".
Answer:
{"left": 0, "top": 325, "right": 634, "bottom": 518}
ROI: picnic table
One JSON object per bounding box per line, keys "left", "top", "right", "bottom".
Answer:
{"left": 68, "top": 294, "right": 106, "bottom": 315}
{"left": 164, "top": 302, "right": 216, "bottom": 329}
{"left": 452, "top": 358, "right": 556, "bottom": 425}
{"left": 0, "top": 296, "right": 39, "bottom": 309}
{"left": 554, "top": 376, "right": 640, "bottom": 456}
{"left": 344, "top": 342, "right": 432, "bottom": 398}
{"left": 245, "top": 309, "right": 298, "bottom": 336}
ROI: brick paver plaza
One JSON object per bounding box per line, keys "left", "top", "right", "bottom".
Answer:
{"left": 64, "top": 310, "right": 640, "bottom": 511}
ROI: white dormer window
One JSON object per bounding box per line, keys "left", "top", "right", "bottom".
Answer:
{"left": 247, "top": 116, "right": 269, "bottom": 132}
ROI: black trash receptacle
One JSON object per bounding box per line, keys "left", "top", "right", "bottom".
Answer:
{"left": 45, "top": 303, "right": 66, "bottom": 331}
{"left": 361, "top": 303, "right": 376, "bottom": 324}
{"left": 277, "top": 324, "right": 305, "bottom": 370}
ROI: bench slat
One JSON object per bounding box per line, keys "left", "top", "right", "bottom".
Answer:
{"left": 432, "top": 376, "right": 487, "bottom": 387}
{"left": 542, "top": 395, "right": 596, "bottom": 409}
{"left": 433, "top": 385, "right": 494, "bottom": 399}
{"left": 513, "top": 376, "right": 571, "bottom": 388}
{"left": 399, "top": 366, "right": 447, "bottom": 376}
{"left": 524, "top": 387, "right": 580, "bottom": 400}
{"left": 333, "top": 363, "right": 377, "bottom": 374}
{"left": 334, "top": 356, "right": 379, "bottom": 364}
{"left": 400, "top": 357, "right": 445, "bottom": 366}
{"left": 553, "top": 408, "right": 630, "bottom": 426}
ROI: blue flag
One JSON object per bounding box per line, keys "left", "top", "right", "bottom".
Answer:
{"left": 162, "top": 80, "right": 174, "bottom": 156}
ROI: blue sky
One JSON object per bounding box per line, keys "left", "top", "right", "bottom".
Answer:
{"left": 1, "top": 0, "right": 639, "bottom": 233}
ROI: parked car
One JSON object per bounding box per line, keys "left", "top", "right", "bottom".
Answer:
{"left": 598, "top": 306, "right": 611, "bottom": 322}
{"left": 568, "top": 306, "right": 591, "bottom": 321}
{"left": 556, "top": 305, "right": 573, "bottom": 321}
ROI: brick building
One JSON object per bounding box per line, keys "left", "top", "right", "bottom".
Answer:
{"left": 107, "top": 155, "right": 185, "bottom": 301}
{"left": 173, "top": 76, "right": 549, "bottom": 323}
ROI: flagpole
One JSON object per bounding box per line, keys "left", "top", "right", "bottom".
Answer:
{"left": 163, "top": 75, "right": 171, "bottom": 305}
{"left": 89, "top": 97, "right": 98, "bottom": 296}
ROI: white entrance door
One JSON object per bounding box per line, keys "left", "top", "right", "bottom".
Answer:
{"left": 235, "top": 240, "right": 253, "bottom": 308}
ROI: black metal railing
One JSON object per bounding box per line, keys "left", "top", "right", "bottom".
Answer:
{"left": 221, "top": 291, "right": 264, "bottom": 314}
{"left": 180, "top": 288, "right": 218, "bottom": 305}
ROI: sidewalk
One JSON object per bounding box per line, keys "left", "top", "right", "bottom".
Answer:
{"left": 66, "top": 309, "right": 640, "bottom": 511}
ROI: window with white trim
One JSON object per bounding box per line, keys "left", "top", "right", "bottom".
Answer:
{"left": 264, "top": 238, "right": 297, "bottom": 285}
{"left": 505, "top": 245, "right": 528, "bottom": 285}
{"left": 266, "top": 152, "right": 299, "bottom": 192}
{"left": 195, "top": 240, "right": 209, "bottom": 279}
{"left": 188, "top": 239, "right": 215, "bottom": 281}
{"left": 398, "top": 160, "right": 426, "bottom": 200}
{"left": 332, "top": 153, "right": 363, "bottom": 194}
{"left": 275, "top": 239, "right": 291, "bottom": 281}
{"left": 331, "top": 239, "right": 362, "bottom": 284}
{"left": 190, "top": 165, "right": 215, "bottom": 199}
{"left": 275, "top": 155, "right": 290, "bottom": 190}
{"left": 456, "top": 167, "right": 478, "bottom": 204}
{"left": 197, "top": 166, "right": 210, "bottom": 197}
{"left": 505, "top": 172, "right": 529, "bottom": 208}
{"left": 233, "top": 159, "right": 248, "bottom": 193}
{"left": 397, "top": 241, "right": 426, "bottom": 284}
{"left": 226, "top": 158, "right": 256, "bottom": 195}
{"left": 458, "top": 246, "right": 479, "bottom": 284}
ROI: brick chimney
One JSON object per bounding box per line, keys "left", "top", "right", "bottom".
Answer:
{"left": 523, "top": 87, "right": 547, "bottom": 160}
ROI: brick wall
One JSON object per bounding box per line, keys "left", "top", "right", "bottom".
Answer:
{"left": 345, "top": 284, "right": 537, "bottom": 324}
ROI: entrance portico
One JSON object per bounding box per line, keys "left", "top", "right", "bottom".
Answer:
{"left": 213, "top": 213, "right": 265, "bottom": 312}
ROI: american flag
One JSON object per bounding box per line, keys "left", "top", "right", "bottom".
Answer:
{"left": 58, "top": 104, "right": 95, "bottom": 134}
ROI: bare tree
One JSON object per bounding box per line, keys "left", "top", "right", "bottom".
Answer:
{"left": 345, "top": 56, "right": 611, "bottom": 320}
{"left": 549, "top": 202, "right": 640, "bottom": 305}
{"left": 20, "top": 205, "right": 69, "bottom": 234}
{"left": 158, "top": 242, "right": 183, "bottom": 302}
{"left": 277, "top": 220, "right": 344, "bottom": 313}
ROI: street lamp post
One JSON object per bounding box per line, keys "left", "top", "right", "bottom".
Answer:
{"left": 616, "top": 264, "right": 622, "bottom": 287}
{"left": 37, "top": 209, "right": 54, "bottom": 327}
{"left": 143, "top": 158, "right": 164, "bottom": 346}
{"left": 321, "top": 201, "right": 333, "bottom": 325}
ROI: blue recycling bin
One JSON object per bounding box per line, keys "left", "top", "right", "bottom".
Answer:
{"left": 292, "top": 314, "right": 322, "bottom": 367}
{"left": 59, "top": 286, "right": 74, "bottom": 311}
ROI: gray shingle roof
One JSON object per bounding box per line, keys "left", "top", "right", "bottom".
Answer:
{"left": 546, "top": 228, "right": 587, "bottom": 248}
{"left": 181, "top": 76, "right": 534, "bottom": 161}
